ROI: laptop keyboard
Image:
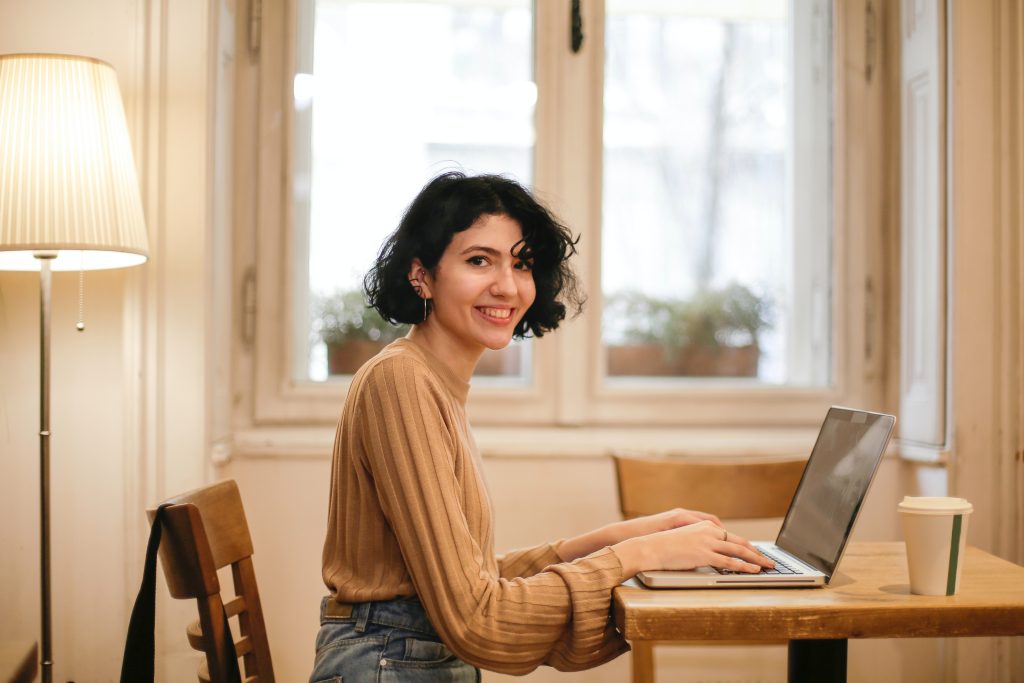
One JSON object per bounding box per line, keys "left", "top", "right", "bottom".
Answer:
{"left": 715, "top": 547, "right": 804, "bottom": 575}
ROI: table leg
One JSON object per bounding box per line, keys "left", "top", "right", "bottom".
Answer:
{"left": 787, "top": 639, "right": 847, "bottom": 683}
{"left": 630, "top": 641, "right": 655, "bottom": 683}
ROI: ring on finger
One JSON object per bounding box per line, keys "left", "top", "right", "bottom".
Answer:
{"left": 722, "top": 529, "right": 728, "bottom": 543}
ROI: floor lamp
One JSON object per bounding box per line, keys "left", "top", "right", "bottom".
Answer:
{"left": 0, "top": 54, "right": 149, "bottom": 683}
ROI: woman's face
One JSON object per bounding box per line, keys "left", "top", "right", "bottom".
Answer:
{"left": 412, "top": 213, "right": 536, "bottom": 357}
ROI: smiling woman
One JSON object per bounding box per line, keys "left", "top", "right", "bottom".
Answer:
{"left": 363, "top": 172, "right": 584, "bottom": 378}
{"left": 311, "top": 173, "right": 774, "bottom": 681}
{"left": 409, "top": 214, "right": 537, "bottom": 374}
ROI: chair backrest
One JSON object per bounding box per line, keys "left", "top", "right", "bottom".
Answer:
{"left": 612, "top": 452, "right": 807, "bottom": 520}
{"left": 147, "top": 479, "right": 275, "bottom": 683}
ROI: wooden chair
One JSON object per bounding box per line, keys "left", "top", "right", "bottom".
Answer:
{"left": 611, "top": 452, "right": 808, "bottom": 683}
{"left": 148, "top": 479, "right": 275, "bottom": 683}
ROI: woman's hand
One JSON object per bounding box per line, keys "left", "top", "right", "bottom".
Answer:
{"left": 612, "top": 508, "right": 723, "bottom": 543}
{"left": 555, "top": 508, "right": 723, "bottom": 563}
{"left": 612, "top": 519, "right": 775, "bottom": 577}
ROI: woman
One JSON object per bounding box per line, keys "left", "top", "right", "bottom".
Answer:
{"left": 311, "top": 172, "right": 772, "bottom": 681}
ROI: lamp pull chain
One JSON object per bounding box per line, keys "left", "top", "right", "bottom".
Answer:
{"left": 76, "top": 256, "right": 85, "bottom": 332}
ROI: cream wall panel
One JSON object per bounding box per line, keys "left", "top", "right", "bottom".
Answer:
{"left": 0, "top": 276, "right": 40, "bottom": 654}
{"left": 144, "top": 1, "right": 221, "bottom": 678}
{"left": 899, "top": 0, "right": 946, "bottom": 447}
{"left": 948, "top": 0, "right": 1024, "bottom": 678}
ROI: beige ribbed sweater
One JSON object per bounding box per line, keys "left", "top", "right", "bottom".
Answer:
{"left": 321, "top": 337, "right": 629, "bottom": 674}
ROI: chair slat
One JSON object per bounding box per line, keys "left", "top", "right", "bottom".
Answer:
{"left": 224, "top": 595, "right": 246, "bottom": 618}
{"left": 186, "top": 619, "right": 205, "bottom": 651}
{"left": 234, "top": 636, "right": 253, "bottom": 657}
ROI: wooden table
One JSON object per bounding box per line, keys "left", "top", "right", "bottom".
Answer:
{"left": 0, "top": 640, "right": 37, "bottom": 683}
{"left": 613, "top": 542, "right": 1024, "bottom": 683}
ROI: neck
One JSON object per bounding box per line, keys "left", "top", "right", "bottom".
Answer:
{"left": 407, "top": 324, "right": 483, "bottom": 383}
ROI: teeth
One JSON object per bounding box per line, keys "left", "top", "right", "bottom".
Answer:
{"left": 481, "top": 307, "right": 511, "bottom": 319}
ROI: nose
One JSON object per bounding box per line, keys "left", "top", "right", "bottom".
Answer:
{"left": 490, "top": 263, "right": 518, "bottom": 297}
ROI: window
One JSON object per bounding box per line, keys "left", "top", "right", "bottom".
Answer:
{"left": 600, "top": 2, "right": 830, "bottom": 385}
{"left": 293, "top": 0, "right": 535, "bottom": 382}
{"left": 237, "top": 0, "right": 887, "bottom": 428}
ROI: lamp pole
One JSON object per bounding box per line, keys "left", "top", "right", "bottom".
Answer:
{"left": 38, "top": 254, "right": 54, "bottom": 683}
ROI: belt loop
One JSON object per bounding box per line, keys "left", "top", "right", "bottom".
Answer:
{"left": 354, "top": 602, "right": 370, "bottom": 633}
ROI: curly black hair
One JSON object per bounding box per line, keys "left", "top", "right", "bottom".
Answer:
{"left": 364, "top": 171, "right": 585, "bottom": 338}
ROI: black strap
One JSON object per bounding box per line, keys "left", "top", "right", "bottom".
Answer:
{"left": 120, "top": 504, "right": 242, "bottom": 683}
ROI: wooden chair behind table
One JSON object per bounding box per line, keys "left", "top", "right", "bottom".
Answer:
{"left": 611, "top": 452, "right": 808, "bottom": 683}
{"left": 148, "top": 479, "right": 275, "bottom": 683}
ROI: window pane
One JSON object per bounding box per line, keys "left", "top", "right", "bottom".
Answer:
{"left": 294, "top": 0, "right": 534, "bottom": 382}
{"left": 602, "top": 0, "right": 832, "bottom": 385}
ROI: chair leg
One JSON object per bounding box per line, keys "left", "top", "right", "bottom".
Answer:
{"left": 631, "top": 641, "right": 655, "bottom": 683}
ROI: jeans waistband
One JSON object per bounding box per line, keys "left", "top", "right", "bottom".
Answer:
{"left": 319, "top": 595, "right": 439, "bottom": 636}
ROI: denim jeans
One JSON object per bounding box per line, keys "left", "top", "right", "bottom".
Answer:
{"left": 310, "top": 595, "right": 481, "bottom": 683}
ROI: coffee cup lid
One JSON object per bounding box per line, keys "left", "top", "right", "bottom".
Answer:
{"left": 898, "top": 496, "right": 973, "bottom": 515}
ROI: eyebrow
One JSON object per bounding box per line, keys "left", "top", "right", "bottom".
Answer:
{"left": 459, "top": 245, "right": 502, "bottom": 256}
{"left": 459, "top": 244, "right": 533, "bottom": 260}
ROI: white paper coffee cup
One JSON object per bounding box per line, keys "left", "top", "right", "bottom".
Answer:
{"left": 898, "top": 496, "right": 973, "bottom": 596}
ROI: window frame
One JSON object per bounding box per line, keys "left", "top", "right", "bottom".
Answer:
{"left": 233, "top": 0, "right": 889, "bottom": 430}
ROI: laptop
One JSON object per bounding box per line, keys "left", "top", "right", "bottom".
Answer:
{"left": 637, "top": 406, "right": 896, "bottom": 588}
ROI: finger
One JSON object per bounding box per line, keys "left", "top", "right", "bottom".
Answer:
{"left": 718, "top": 529, "right": 759, "bottom": 552}
{"left": 703, "top": 523, "right": 740, "bottom": 544}
{"left": 711, "top": 552, "right": 764, "bottom": 574}
{"left": 669, "top": 509, "right": 709, "bottom": 528}
{"left": 721, "top": 541, "right": 775, "bottom": 568}
{"left": 693, "top": 511, "right": 723, "bottom": 527}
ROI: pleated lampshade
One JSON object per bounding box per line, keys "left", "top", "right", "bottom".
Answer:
{"left": 0, "top": 53, "right": 148, "bottom": 270}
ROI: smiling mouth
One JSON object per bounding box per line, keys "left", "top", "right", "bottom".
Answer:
{"left": 478, "top": 306, "right": 513, "bottom": 320}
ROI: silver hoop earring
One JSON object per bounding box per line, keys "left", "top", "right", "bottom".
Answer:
{"left": 408, "top": 276, "right": 429, "bottom": 322}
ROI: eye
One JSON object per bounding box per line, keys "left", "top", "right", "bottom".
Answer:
{"left": 467, "top": 255, "right": 489, "bottom": 267}
{"left": 514, "top": 259, "right": 534, "bottom": 272}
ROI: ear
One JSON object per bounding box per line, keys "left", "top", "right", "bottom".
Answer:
{"left": 407, "top": 258, "right": 432, "bottom": 299}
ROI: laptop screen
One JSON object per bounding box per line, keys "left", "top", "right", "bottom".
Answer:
{"left": 775, "top": 407, "right": 895, "bottom": 579}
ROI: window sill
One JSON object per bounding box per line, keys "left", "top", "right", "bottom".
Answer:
{"left": 893, "top": 440, "right": 950, "bottom": 465}
{"left": 226, "top": 425, "right": 825, "bottom": 461}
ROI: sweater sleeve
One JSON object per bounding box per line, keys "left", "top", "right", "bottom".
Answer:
{"left": 496, "top": 542, "right": 565, "bottom": 580}
{"left": 358, "top": 357, "right": 629, "bottom": 674}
